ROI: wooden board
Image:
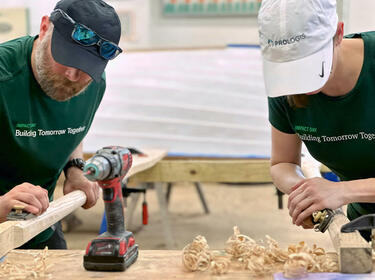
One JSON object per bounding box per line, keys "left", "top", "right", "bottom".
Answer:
{"left": 327, "top": 211, "right": 372, "bottom": 274}
{"left": 1, "top": 249, "right": 308, "bottom": 280}
{"left": 0, "top": 191, "right": 86, "bottom": 259}
{"left": 125, "top": 149, "right": 168, "bottom": 179}
{"left": 0, "top": 149, "right": 167, "bottom": 258}
{"left": 128, "top": 158, "right": 272, "bottom": 184}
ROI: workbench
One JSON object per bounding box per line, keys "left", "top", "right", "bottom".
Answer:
{"left": 0, "top": 249, "right": 299, "bottom": 280}
{"left": 127, "top": 157, "right": 272, "bottom": 249}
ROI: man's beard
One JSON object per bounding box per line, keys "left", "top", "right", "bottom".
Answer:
{"left": 34, "top": 35, "right": 91, "bottom": 102}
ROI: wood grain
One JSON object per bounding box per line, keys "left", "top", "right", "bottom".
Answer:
{"left": 0, "top": 191, "right": 86, "bottom": 259}
{"left": 0, "top": 149, "right": 167, "bottom": 258}
{"left": 128, "top": 158, "right": 272, "bottom": 184}
{"left": 3, "top": 250, "right": 288, "bottom": 280}
{"left": 328, "top": 211, "right": 372, "bottom": 274}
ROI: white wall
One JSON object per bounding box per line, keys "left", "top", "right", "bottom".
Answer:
{"left": 1, "top": 0, "right": 258, "bottom": 49}
{"left": 1, "top": 0, "right": 56, "bottom": 35}
{"left": 147, "top": 0, "right": 259, "bottom": 49}
{"left": 342, "top": 0, "right": 375, "bottom": 34}
{"left": 107, "top": 0, "right": 152, "bottom": 50}
{"left": 5, "top": 0, "right": 371, "bottom": 50}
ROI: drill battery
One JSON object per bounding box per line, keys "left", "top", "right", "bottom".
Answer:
{"left": 84, "top": 231, "right": 138, "bottom": 271}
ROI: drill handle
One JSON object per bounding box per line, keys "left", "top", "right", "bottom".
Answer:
{"left": 100, "top": 178, "right": 126, "bottom": 236}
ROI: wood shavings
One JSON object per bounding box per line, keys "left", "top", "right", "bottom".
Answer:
{"left": 285, "top": 242, "right": 337, "bottom": 276}
{"left": 182, "top": 235, "right": 212, "bottom": 271}
{"left": 0, "top": 247, "right": 52, "bottom": 280}
{"left": 225, "top": 226, "right": 256, "bottom": 260}
{"left": 265, "top": 235, "right": 289, "bottom": 262}
{"left": 182, "top": 226, "right": 338, "bottom": 278}
{"left": 210, "top": 256, "right": 230, "bottom": 275}
{"left": 284, "top": 252, "right": 315, "bottom": 278}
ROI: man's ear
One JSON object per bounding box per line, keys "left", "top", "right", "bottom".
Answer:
{"left": 39, "top": 16, "right": 51, "bottom": 41}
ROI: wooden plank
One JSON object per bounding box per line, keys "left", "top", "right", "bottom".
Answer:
{"left": 125, "top": 149, "right": 168, "bottom": 179}
{"left": 0, "top": 149, "right": 167, "bottom": 258}
{"left": 0, "top": 191, "right": 86, "bottom": 259}
{"left": 128, "top": 159, "right": 272, "bottom": 184}
{"left": 2, "top": 249, "right": 289, "bottom": 280}
{"left": 327, "top": 211, "right": 372, "bottom": 274}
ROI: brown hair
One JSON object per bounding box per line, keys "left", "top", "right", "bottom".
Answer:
{"left": 287, "top": 94, "right": 309, "bottom": 108}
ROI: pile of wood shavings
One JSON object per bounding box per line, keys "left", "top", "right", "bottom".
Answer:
{"left": 0, "top": 247, "right": 52, "bottom": 280}
{"left": 182, "top": 235, "right": 212, "bottom": 271}
{"left": 182, "top": 235, "right": 231, "bottom": 275}
{"left": 182, "top": 226, "right": 338, "bottom": 278}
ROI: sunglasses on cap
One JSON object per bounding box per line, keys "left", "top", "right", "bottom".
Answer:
{"left": 51, "top": 9, "right": 122, "bottom": 60}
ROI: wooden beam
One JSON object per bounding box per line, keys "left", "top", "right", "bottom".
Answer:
{"left": 327, "top": 210, "right": 372, "bottom": 274}
{"left": 128, "top": 159, "right": 272, "bottom": 184}
{"left": 0, "top": 190, "right": 86, "bottom": 258}
{"left": 125, "top": 149, "right": 168, "bottom": 179}
{"left": 0, "top": 149, "right": 167, "bottom": 258}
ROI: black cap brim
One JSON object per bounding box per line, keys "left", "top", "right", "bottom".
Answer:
{"left": 50, "top": 27, "right": 108, "bottom": 82}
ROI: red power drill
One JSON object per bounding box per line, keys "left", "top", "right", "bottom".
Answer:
{"left": 83, "top": 146, "right": 138, "bottom": 271}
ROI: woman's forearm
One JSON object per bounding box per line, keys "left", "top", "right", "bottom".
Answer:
{"left": 342, "top": 178, "right": 375, "bottom": 204}
{"left": 270, "top": 163, "right": 306, "bottom": 195}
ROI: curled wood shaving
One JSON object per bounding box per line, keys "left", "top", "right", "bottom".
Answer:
{"left": 246, "top": 255, "right": 272, "bottom": 275}
{"left": 265, "top": 235, "right": 289, "bottom": 263}
{"left": 210, "top": 256, "right": 230, "bottom": 275}
{"left": 182, "top": 235, "right": 212, "bottom": 271}
{"left": 182, "top": 226, "right": 338, "bottom": 277}
{"left": 284, "top": 252, "right": 315, "bottom": 278}
{"left": 0, "top": 247, "right": 52, "bottom": 280}
{"left": 285, "top": 242, "right": 337, "bottom": 277}
{"left": 225, "top": 226, "right": 256, "bottom": 260}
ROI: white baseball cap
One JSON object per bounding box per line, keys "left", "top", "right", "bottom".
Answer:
{"left": 258, "top": 0, "right": 338, "bottom": 97}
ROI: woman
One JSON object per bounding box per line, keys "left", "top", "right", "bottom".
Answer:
{"left": 258, "top": 0, "right": 375, "bottom": 240}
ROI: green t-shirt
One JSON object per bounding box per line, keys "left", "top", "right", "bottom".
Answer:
{"left": 0, "top": 36, "right": 105, "bottom": 245}
{"left": 268, "top": 31, "right": 375, "bottom": 221}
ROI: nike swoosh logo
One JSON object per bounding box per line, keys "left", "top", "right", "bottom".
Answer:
{"left": 319, "top": 61, "right": 325, "bottom": 78}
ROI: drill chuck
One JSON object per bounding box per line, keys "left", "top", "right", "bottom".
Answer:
{"left": 84, "top": 156, "right": 112, "bottom": 181}
{"left": 83, "top": 146, "right": 132, "bottom": 182}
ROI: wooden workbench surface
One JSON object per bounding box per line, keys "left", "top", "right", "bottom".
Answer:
{"left": 3, "top": 249, "right": 294, "bottom": 280}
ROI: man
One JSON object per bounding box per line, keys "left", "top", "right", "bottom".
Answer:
{"left": 0, "top": 0, "right": 122, "bottom": 248}
{"left": 258, "top": 0, "right": 375, "bottom": 239}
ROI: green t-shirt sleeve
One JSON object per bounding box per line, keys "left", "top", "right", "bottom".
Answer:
{"left": 268, "top": 96, "right": 295, "bottom": 134}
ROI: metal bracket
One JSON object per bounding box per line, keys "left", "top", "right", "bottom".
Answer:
{"left": 6, "top": 206, "right": 36, "bottom": 221}
{"left": 313, "top": 208, "right": 334, "bottom": 233}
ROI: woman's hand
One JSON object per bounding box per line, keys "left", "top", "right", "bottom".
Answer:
{"left": 288, "top": 177, "right": 347, "bottom": 227}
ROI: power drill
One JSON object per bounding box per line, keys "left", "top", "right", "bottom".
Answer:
{"left": 83, "top": 146, "right": 139, "bottom": 271}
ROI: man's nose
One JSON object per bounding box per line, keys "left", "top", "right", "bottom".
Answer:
{"left": 64, "top": 68, "right": 91, "bottom": 83}
{"left": 64, "top": 67, "right": 81, "bottom": 82}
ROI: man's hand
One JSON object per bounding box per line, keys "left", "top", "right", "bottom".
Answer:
{"left": 0, "top": 183, "right": 49, "bottom": 222}
{"left": 63, "top": 167, "right": 100, "bottom": 209}
{"left": 287, "top": 177, "right": 346, "bottom": 227}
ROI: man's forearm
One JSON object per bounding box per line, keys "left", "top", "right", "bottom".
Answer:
{"left": 64, "top": 142, "right": 84, "bottom": 178}
{"left": 270, "top": 163, "right": 305, "bottom": 194}
{"left": 69, "top": 142, "right": 84, "bottom": 160}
